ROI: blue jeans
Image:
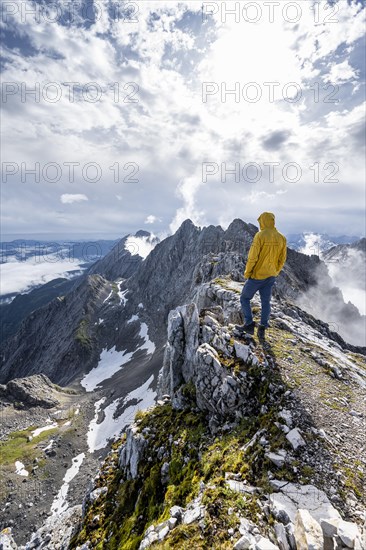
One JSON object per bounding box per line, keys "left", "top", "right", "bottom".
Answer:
{"left": 240, "top": 276, "right": 276, "bottom": 327}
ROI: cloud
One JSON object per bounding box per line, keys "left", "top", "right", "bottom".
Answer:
{"left": 0, "top": 257, "right": 84, "bottom": 296}
{"left": 325, "top": 60, "right": 359, "bottom": 84}
{"left": 1, "top": 1, "right": 365, "bottom": 238}
{"left": 144, "top": 215, "right": 161, "bottom": 224}
{"left": 262, "top": 131, "right": 291, "bottom": 151}
{"left": 60, "top": 194, "right": 89, "bottom": 204}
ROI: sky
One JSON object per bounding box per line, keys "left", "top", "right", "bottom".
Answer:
{"left": 1, "top": 0, "right": 365, "bottom": 240}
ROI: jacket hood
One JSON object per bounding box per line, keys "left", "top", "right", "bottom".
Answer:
{"left": 258, "top": 212, "right": 275, "bottom": 230}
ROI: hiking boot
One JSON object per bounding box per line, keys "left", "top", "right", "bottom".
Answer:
{"left": 241, "top": 321, "right": 256, "bottom": 335}
{"left": 257, "top": 324, "right": 268, "bottom": 338}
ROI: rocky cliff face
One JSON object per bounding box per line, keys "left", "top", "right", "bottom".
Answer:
{"left": 66, "top": 279, "right": 365, "bottom": 550}
{"left": 0, "top": 275, "right": 110, "bottom": 385}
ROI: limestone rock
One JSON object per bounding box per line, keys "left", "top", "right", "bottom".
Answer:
{"left": 119, "top": 425, "right": 147, "bottom": 479}
{"left": 294, "top": 509, "right": 324, "bottom": 550}
{"left": 23, "top": 505, "right": 82, "bottom": 549}
{"left": 233, "top": 533, "right": 256, "bottom": 549}
{"left": 255, "top": 537, "right": 280, "bottom": 549}
{"left": 337, "top": 520, "right": 361, "bottom": 548}
{"left": 269, "top": 483, "right": 341, "bottom": 525}
{"left": 274, "top": 522, "right": 290, "bottom": 550}
{"left": 265, "top": 451, "right": 287, "bottom": 468}
{"left": 0, "top": 528, "right": 18, "bottom": 550}
{"left": 286, "top": 428, "right": 306, "bottom": 450}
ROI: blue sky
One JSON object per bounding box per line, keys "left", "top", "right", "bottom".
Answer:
{"left": 1, "top": 0, "right": 365, "bottom": 239}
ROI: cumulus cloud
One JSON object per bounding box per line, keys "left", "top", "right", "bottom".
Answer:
{"left": 325, "top": 60, "right": 359, "bottom": 84}
{"left": 60, "top": 194, "right": 89, "bottom": 204}
{"left": 144, "top": 215, "right": 161, "bottom": 224}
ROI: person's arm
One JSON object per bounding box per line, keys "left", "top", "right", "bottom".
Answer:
{"left": 244, "top": 233, "right": 261, "bottom": 279}
{"left": 276, "top": 237, "right": 287, "bottom": 275}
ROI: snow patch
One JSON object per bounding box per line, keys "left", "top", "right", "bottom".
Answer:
{"left": 127, "top": 314, "right": 139, "bottom": 324}
{"left": 15, "top": 461, "right": 29, "bottom": 477}
{"left": 118, "top": 288, "right": 128, "bottom": 305}
{"left": 80, "top": 346, "right": 134, "bottom": 392}
{"left": 50, "top": 453, "right": 85, "bottom": 514}
{"left": 32, "top": 422, "right": 58, "bottom": 438}
{"left": 138, "top": 322, "right": 156, "bottom": 354}
{"left": 87, "top": 376, "right": 156, "bottom": 452}
{"left": 103, "top": 290, "right": 113, "bottom": 303}
{"left": 43, "top": 440, "right": 55, "bottom": 452}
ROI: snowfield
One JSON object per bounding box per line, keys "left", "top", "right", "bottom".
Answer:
{"left": 87, "top": 375, "right": 156, "bottom": 452}
{"left": 51, "top": 453, "right": 85, "bottom": 515}
{"left": 80, "top": 346, "right": 134, "bottom": 392}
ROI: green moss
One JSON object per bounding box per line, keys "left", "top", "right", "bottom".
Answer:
{"left": 181, "top": 381, "right": 197, "bottom": 402}
{"left": 75, "top": 318, "right": 92, "bottom": 349}
{"left": 0, "top": 426, "right": 58, "bottom": 470}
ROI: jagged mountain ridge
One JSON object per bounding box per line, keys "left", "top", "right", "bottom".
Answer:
{"left": 1, "top": 224, "right": 366, "bottom": 548}
{"left": 20, "top": 278, "right": 365, "bottom": 550}
{"left": 0, "top": 219, "right": 364, "bottom": 388}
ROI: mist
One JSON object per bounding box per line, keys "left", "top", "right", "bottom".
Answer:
{"left": 295, "top": 243, "right": 366, "bottom": 347}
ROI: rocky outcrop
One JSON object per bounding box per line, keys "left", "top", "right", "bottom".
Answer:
{"left": 157, "top": 300, "right": 268, "bottom": 424}
{"left": 0, "top": 374, "right": 59, "bottom": 408}
{"left": 119, "top": 424, "right": 148, "bottom": 480}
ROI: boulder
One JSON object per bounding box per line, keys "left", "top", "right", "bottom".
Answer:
{"left": 274, "top": 521, "right": 290, "bottom": 550}
{"left": 337, "top": 520, "right": 361, "bottom": 548}
{"left": 294, "top": 509, "right": 324, "bottom": 550}
{"left": 269, "top": 483, "right": 341, "bottom": 525}
{"left": 286, "top": 428, "right": 306, "bottom": 450}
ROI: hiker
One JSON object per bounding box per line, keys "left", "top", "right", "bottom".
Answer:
{"left": 238, "top": 212, "right": 287, "bottom": 337}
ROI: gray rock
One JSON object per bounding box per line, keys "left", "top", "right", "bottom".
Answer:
{"left": 234, "top": 341, "right": 250, "bottom": 362}
{"left": 265, "top": 451, "right": 287, "bottom": 468}
{"left": 23, "top": 505, "right": 82, "bottom": 549}
{"left": 89, "top": 486, "right": 108, "bottom": 503}
{"left": 170, "top": 506, "right": 184, "bottom": 519}
{"left": 255, "top": 537, "right": 280, "bottom": 549}
{"left": 278, "top": 409, "right": 293, "bottom": 428}
{"left": 320, "top": 518, "right": 341, "bottom": 538}
{"left": 0, "top": 528, "right": 18, "bottom": 550}
{"left": 168, "top": 517, "right": 178, "bottom": 529}
{"left": 337, "top": 520, "right": 361, "bottom": 548}
{"left": 226, "top": 479, "right": 258, "bottom": 494}
{"left": 269, "top": 483, "right": 341, "bottom": 525}
{"left": 286, "top": 428, "right": 306, "bottom": 450}
{"left": 119, "top": 425, "right": 147, "bottom": 479}
{"left": 6, "top": 374, "right": 59, "bottom": 408}
{"left": 274, "top": 522, "right": 290, "bottom": 550}
{"left": 183, "top": 505, "right": 202, "bottom": 524}
{"left": 233, "top": 533, "right": 256, "bottom": 549}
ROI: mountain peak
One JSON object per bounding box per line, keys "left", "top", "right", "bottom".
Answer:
{"left": 134, "top": 230, "right": 151, "bottom": 238}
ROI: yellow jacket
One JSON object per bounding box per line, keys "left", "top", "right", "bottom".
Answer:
{"left": 244, "top": 212, "right": 287, "bottom": 280}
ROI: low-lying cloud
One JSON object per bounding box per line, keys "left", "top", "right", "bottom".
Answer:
{"left": 0, "top": 257, "right": 84, "bottom": 297}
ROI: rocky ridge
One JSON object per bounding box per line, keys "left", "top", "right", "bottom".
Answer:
{"left": 1, "top": 219, "right": 365, "bottom": 549}
{"left": 61, "top": 279, "right": 366, "bottom": 550}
